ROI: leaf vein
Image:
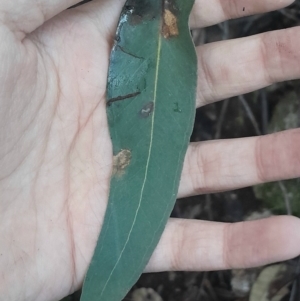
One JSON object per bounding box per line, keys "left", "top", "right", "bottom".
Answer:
{"left": 99, "top": 33, "right": 163, "bottom": 298}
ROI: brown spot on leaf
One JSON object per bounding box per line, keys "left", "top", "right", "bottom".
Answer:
{"left": 113, "top": 149, "right": 131, "bottom": 177}
{"left": 162, "top": 9, "right": 179, "bottom": 39}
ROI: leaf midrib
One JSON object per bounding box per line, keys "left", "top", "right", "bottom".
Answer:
{"left": 99, "top": 26, "right": 163, "bottom": 298}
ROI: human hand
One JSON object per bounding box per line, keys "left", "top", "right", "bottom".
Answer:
{"left": 0, "top": 0, "right": 300, "bottom": 300}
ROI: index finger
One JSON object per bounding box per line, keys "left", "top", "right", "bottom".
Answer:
{"left": 146, "top": 216, "right": 300, "bottom": 272}
{"left": 190, "top": 0, "right": 294, "bottom": 28}
{"left": 0, "top": 0, "right": 294, "bottom": 39}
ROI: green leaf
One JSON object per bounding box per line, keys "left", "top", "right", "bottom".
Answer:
{"left": 80, "top": 1, "right": 197, "bottom": 300}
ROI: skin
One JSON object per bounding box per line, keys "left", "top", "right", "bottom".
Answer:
{"left": 0, "top": 0, "right": 299, "bottom": 300}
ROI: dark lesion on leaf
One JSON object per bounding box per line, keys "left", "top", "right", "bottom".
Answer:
{"left": 123, "top": 0, "right": 159, "bottom": 25}
{"left": 107, "top": 92, "right": 141, "bottom": 106}
{"left": 116, "top": 45, "right": 144, "bottom": 60}
{"left": 113, "top": 149, "right": 132, "bottom": 177}
{"left": 162, "top": 0, "right": 179, "bottom": 39}
{"left": 139, "top": 101, "right": 154, "bottom": 118}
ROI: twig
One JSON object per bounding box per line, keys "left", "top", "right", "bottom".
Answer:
{"left": 297, "top": 93, "right": 300, "bottom": 128}
{"left": 193, "top": 29, "right": 206, "bottom": 46}
{"left": 204, "top": 277, "right": 219, "bottom": 301}
{"left": 238, "top": 95, "right": 261, "bottom": 136}
{"left": 199, "top": 272, "right": 208, "bottom": 293}
{"left": 205, "top": 194, "right": 214, "bottom": 220}
{"left": 278, "top": 181, "right": 292, "bottom": 215}
{"left": 215, "top": 99, "right": 229, "bottom": 139}
{"left": 289, "top": 257, "right": 300, "bottom": 301}
{"left": 261, "top": 89, "right": 269, "bottom": 135}
{"left": 279, "top": 9, "right": 300, "bottom": 23}
{"left": 221, "top": 21, "right": 229, "bottom": 40}
{"left": 242, "top": 14, "right": 265, "bottom": 35}
{"left": 217, "top": 21, "right": 229, "bottom": 40}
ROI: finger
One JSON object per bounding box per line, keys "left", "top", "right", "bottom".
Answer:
{"left": 67, "top": 0, "right": 293, "bottom": 33}
{"left": 0, "top": 0, "right": 89, "bottom": 38}
{"left": 40, "top": 1, "right": 298, "bottom": 110}
{"left": 178, "top": 129, "right": 300, "bottom": 197}
{"left": 146, "top": 216, "right": 300, "bottom": 272}
{"left": 196, "top": 27, "right": 300, "bottom": 106}
{"left": 72, "top": 4, "right": 300, "bottom": 108}
{"left": 190, "top": 0, "right": 294, "bottom": 28}
{"left": 53, "top": 0, "right": 294, "bottom": 41}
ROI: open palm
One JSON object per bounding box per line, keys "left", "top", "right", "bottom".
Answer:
{"left": 0, "top": 1, "right": 300, "bottom": 300}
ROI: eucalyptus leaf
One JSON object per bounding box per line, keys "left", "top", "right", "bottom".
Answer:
{"left": 81, "top": 0, "right": 197, "bottom": 300}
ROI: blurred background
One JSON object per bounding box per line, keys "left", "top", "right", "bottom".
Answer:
{"left": 63, "top": 1, "right": 300, "bottom": 300}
